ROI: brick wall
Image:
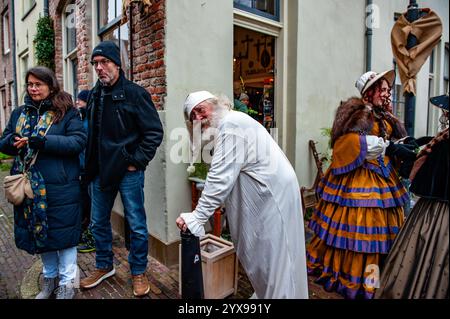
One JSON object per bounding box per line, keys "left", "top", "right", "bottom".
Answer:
{"left": 48, "top": 0, "right": 166, "bottom": 109}
{"left": 129, "top": 0, "right": 166, "bottom": 110}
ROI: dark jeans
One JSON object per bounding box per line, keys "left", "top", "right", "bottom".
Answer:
{"left": 90, "top": 171, "right": 148, "bottom": 275}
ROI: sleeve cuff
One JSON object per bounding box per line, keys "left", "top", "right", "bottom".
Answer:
{"left": 180, "top": 212, "right": 206, "bottom": 238}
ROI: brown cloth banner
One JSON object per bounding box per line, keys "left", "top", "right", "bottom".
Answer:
{"left": 391, "top": 9, "right": 442, "bottom": 96}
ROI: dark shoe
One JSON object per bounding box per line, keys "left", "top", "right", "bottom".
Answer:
{"left": 80, "top": 268, "right": 115, "bottom": 289}
{"left": 132, "top": 273, "right": 150, "bottom": 297}
{"left": 55, "top": 285, "right": 76, "bottom": 299}
{"left": 77, "top": 242, "right": 96, "bottom": 253}
{"left": 77, "top": 229, "right": 96, "bottom": 253}
{"left": 35, "top": 277, "right": 57, "bottom": 299}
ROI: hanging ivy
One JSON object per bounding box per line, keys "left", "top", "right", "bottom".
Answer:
{"left": 34, "top": 16, "right": 55, "bottom": 71}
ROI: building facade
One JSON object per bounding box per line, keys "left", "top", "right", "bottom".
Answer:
{"left": 3, "top": 0, "right": 449, "bottom": 266}
{"left": 0, "top": 0, "right": 13, "bottom": 131}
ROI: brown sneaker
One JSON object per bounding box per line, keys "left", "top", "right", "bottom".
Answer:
{"left": 80, "top": 268, "right": 115, "bottom": 289}
{"left": 132, "top": 273, "right": 150, "bottom": 297}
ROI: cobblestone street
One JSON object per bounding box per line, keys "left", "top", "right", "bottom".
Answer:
{"left": 0, "top": 171, "right": 341, "bottom": 300}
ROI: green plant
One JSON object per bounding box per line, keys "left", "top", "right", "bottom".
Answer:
{"left": 304, "top": 207, "right": 314, "bottom": 222}
{"left": 0, "top": 162, "right": 12, "bottom": 171}
{"left": 0, "top": 152, "right": 12, "bottom": 160}
{"left": 34, "top": 16, "right": 55, "bottom": 70}
{"left": 188, "top": 162, "right": 209, "bottom": 181}
{"left": 320, "top": 127, "right": 332, "bottom": 149}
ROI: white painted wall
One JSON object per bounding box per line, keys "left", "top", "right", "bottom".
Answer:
{"left": 294, "top": 0, "right": 449, "bottom": 188}
{"left": 371, "top": 0, "right": 449, "bottom": 138}
{"left": 162, "top": 0, "right": 234, "bottom": 244}
{"left": 295, "top": 0, "right": 366, "bottom": 187}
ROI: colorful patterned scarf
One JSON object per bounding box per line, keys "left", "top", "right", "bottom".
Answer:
{"left": 12, "top": 107, "right": 54, "bottom": 251}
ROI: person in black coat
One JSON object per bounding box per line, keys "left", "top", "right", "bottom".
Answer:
{"left": 80, "top": 41, "right": 163, "bottom": 297}
{"left": 375, "top": 94, "right": 449, "bottom": 299}
{"left": 0, "top": 66, "right": 87, "bottom": 299}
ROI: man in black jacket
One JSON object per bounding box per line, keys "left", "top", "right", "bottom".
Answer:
{"left": 80, "top": 41, "right": 163, "bottom": 297}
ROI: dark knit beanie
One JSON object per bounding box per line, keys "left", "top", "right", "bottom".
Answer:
{"left": 91, "top": 41, "right": 121, "bottom": 67}
{"left": 77, "top": 90, "right": 90, "bottom": 103}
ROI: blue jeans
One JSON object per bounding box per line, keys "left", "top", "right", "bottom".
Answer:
{"left": 41, "top": 247, "right": 77, "bottom": 286}
{"left": 90, "top": 171, "right": 148, "bottom": 275}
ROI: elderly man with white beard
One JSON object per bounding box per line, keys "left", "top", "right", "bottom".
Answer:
{"left": 176, "top": 91, "right": 309, "bottom": 299}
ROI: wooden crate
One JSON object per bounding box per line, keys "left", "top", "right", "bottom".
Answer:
{"left": 179, "top": 234, "right": 238, "bottom": 299}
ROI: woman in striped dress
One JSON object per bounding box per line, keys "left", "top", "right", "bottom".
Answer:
{"left": 306, "top": 70, "right": 417, "bottom": 299}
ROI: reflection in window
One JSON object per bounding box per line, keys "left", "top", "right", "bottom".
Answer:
{"left": 65, "top": 4, "right": 77, "bottom": 53}
{"left": 102, "top": 23, "right": 130, "bottom": 79}
{"left": 63, "top": 2, "right": 78, "bottom": 101}
{"left": 99, "top": 0, "right": 122, "bottom": 28}
{"left": 234, "top": 0, "right": 278, "bottom": 20}
{"left": 2, "top": 10, "right": 10, "bottom": 53}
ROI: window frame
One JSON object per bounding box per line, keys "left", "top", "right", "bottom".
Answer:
{"left": 2, "top": 8, "right": 10, "bottom": 54}
{"left": 62, "top": 1, "right": 78, "bottom": 101}
{"left": 234, "top": 0, "right": 280, "bottom": 22}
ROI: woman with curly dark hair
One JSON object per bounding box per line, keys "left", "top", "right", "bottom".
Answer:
{"left": 0, "top": 66, "right": 86, "bottom": 299}
{"left": 306, "top": 70, "right": 417, "bottom": 299}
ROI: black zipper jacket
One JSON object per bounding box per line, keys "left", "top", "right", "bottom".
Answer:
{"left": 85, "top": 72, "right": 163, "bottom": 191}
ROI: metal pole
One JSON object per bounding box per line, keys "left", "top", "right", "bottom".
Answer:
{"left": 403, "top": 0, "right": 419, "bottom": 136}
{"left": 44, "top": 0, "right": 49, "bottom": 16}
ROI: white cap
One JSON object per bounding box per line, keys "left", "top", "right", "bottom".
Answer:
{"left": 183, "top": 91, "right": 216, "bottom": 120}
{"left": 355, "top": 70, "right": 395, "bottom": 95}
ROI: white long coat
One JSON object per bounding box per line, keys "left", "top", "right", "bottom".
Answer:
{"left": 181, "top": 111, "right": 309, "bottom": 299}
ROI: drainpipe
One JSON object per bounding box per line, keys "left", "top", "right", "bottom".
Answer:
{"left": 365, "top": 0, "right": 373, "bottom": 72}
{"left": 44, "top": 0, "right": 49, "bottom": 16}
{"left": 11, "top": 0, "right": 18, "bottom": 108}
{"left": 403, "top": 0, "right": 422, "bottom": 136}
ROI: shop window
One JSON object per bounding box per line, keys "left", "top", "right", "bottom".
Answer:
{"left": 97, "top": 0, "right": 130, "bottom": 79}
{"left": 234, "top": 0, "right": 280, "bottom": 21}
{"left": 2, "top": 10, "right": 10, "bottom": 54}
{"left": 234, "top": 26, "right": 276, "bottom": 131}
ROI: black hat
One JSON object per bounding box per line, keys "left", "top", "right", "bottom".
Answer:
{"left": 77, "top": 90, "right": 90, "bottom": 103}
{"left": 91, "top": 41, "right": 121, "bottom": 67}
{"left": 430, "top": 94, "right": 449, "bottom": 111}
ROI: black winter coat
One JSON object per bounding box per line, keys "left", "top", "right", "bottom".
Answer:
{"left": 85, "top": 72, "right": 163, "bottom": 191}
{"left": 0, "top": 99, "right": 87, "bottom": 254}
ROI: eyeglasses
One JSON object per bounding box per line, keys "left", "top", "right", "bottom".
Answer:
{"left": 26, "top": 82, "right": 45, "bottom": 89}
{"left": 90, "top": 59, "right": 113, "bottom": 67}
